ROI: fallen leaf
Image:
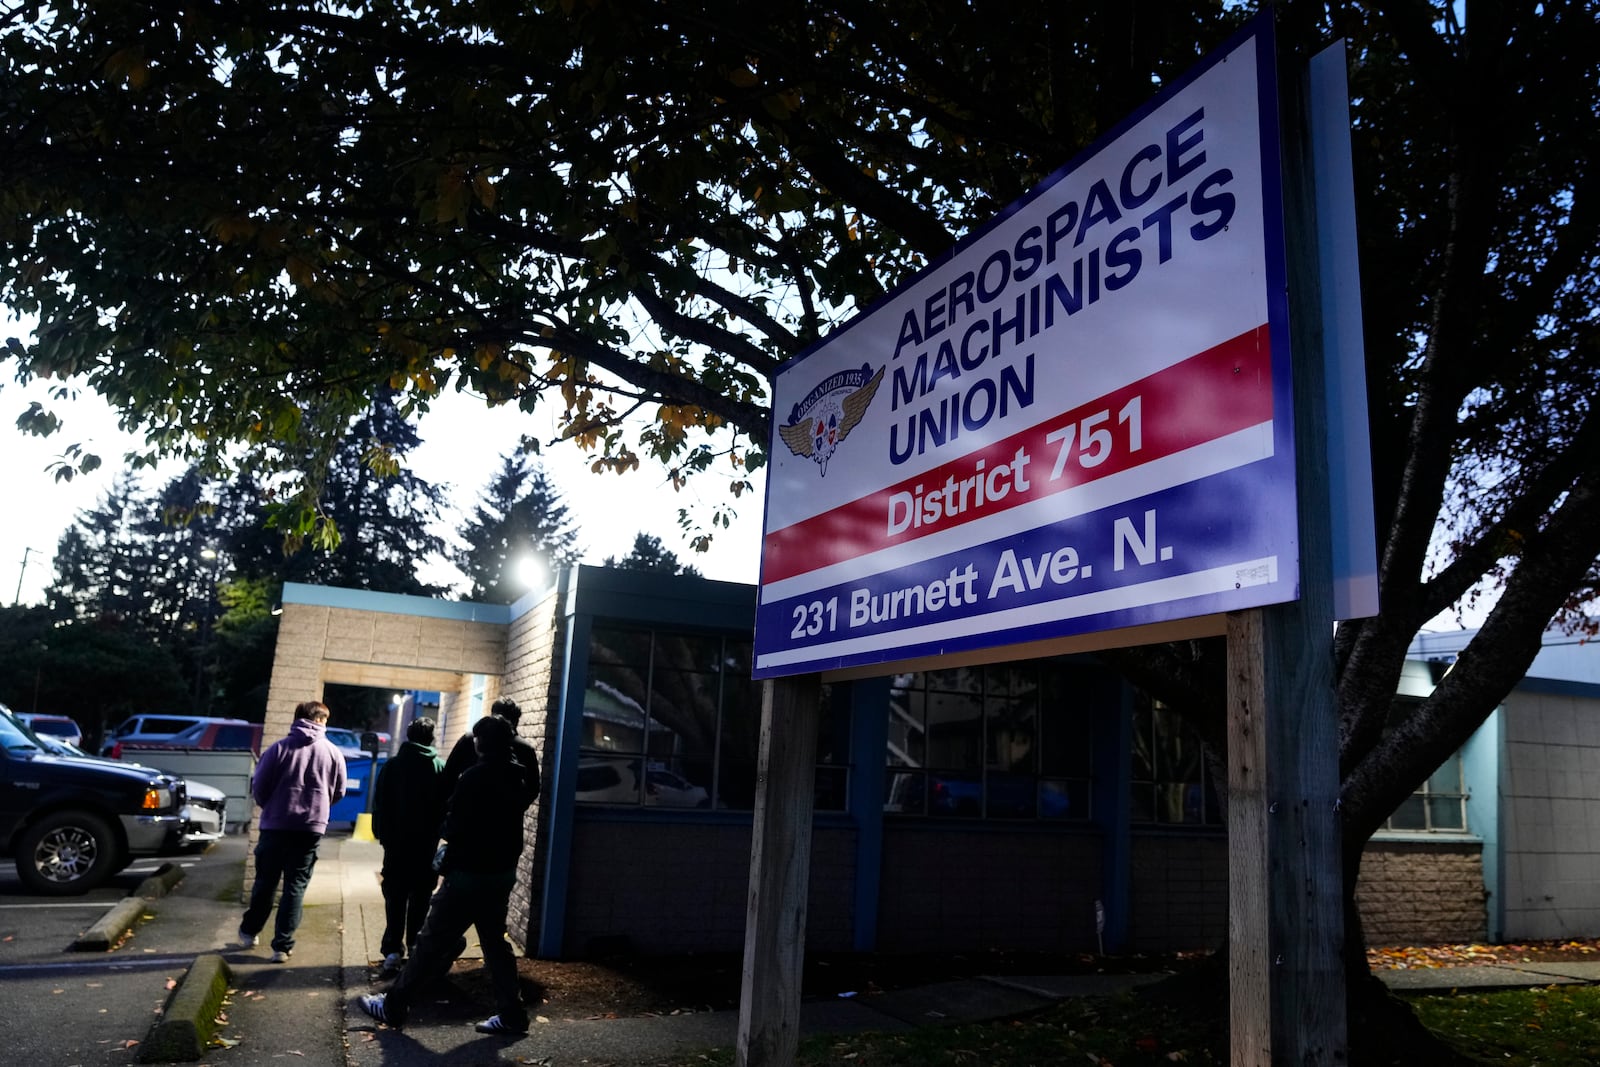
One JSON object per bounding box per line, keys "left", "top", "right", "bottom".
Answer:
{"left": 166, "top": 978, "right": 178, "bottom": 990}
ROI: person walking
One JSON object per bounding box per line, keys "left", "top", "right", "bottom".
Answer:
{"left": 237, "top": 700, "right": 347, "bottom": 962}
{"left": 359, "top": 714, "right": 534, "bottom": 1035}
{"left": 371, "top": 716, "right": 448, "bottom": 973}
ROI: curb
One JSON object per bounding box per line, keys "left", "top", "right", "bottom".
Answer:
{"left": 140, "top": 953, "right": 232, "bottom": 1063}
{"left": 74, "top": 863, "right": 187, "bottom": 951}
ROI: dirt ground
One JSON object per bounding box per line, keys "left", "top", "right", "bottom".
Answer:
{"left": 415, "top": 937, "right": 1600, "bottom": 1020}
{"left": 430, "top": 946, "right": 1201, "bottom": 1020}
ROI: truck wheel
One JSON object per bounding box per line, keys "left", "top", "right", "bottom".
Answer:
{"left": 15, "top": 811, "right": 118, "bottom": 895}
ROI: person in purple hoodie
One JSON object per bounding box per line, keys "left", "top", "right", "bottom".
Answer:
{"left": 237, "top": 700, "right": 347, "bottom": 962}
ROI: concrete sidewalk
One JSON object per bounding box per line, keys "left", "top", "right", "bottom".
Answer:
{"left": 129, "top": 828, "right": 1600, "bottom": 1065}
{"left": 334, "top": 831, "right": 1157, "bottom": 1065}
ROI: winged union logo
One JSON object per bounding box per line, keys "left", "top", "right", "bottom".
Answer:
{"left": 777, "top": 362, "right": 884, "bottom": 476}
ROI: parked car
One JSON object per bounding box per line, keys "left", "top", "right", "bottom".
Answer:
{"left": 17, "top": 714, "right": 83, "bottom": 749}
{"left": 99, "top": 713, "right": 244, "bottom": 756}
{"left": 174, "top": 778, "right": 227, "bottom": 850}
{"left": 0, "top": 703, "right": 188, "bottom": 895}
{"left": 26, "top": 730, "right": 226, "bottom": 851}
{"left": 325, "top": 727, "right": 389, "bottom": 760}
{"left": 575, "top": 757, "right": 710, "bottom": 807}
{"left": 110, "top": 719, "right": 261, "bottom": 759}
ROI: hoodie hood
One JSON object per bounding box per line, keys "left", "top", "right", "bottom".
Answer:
{"left": 286, "top": 717, "right": 327, "bottom": 745}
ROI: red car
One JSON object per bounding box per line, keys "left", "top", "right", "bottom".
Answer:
{"left": 111, "top": 719, "right": 262, "bottom": 759}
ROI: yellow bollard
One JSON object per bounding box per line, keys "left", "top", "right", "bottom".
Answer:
{"left": 351, "top": 812, "right": 376, "bottom": 842}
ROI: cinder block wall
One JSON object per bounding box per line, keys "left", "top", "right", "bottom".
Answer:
{"left": 1357, "top": 841, "right": 1487, "bottom": 945}
{"left": 1128, "top": 832, "right": 1228, "bottom": 952}
{"left": 254, "top": 599, "right": 508, "bottom": 885}
{"left": 877, "top": 827, "right": 1103, "bottom": 953}
{"left": 500, "top": 587, "right": 565, "bottom": 953}
{"left": 563, "top": 821, "right": 856, "bottom": 956}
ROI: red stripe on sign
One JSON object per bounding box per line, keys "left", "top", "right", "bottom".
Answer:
{"left": 763, "top": 324, "right": 1274, "bottom": 584}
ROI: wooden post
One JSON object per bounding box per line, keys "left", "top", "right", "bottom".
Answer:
{"left": 1225, "top": 37, "right": 1350, "bottom": 1065}
{"left": 737, "top": 673, "right": 822, "bottom": 1067}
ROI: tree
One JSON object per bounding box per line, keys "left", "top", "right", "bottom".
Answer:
{"left": 0, "top": 604, "right": 188, "bottom": 751}
{"left": 457, "top": 453, "right": 581, "bottom": 602}
{"left": 603, "top": 532, "right": 701, "bottom": 577}
{"left": 4, "top": 2, "right": 1599, "bottom": 1055}
{"left": 219, "top": 392, "right": 451, "bottom": 595}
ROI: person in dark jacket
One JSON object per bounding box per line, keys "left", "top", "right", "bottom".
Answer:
{"left": 441, "top": 696, "right": 540, "bottom": 808}
{"left": 238, "top": 700, "right": 347, "bottom": 962}
{"left": 359, "top": 714, "right": 534, "bottom": 1036}
{"left": 371, "top": 716, "right": 447, "bottom": 973}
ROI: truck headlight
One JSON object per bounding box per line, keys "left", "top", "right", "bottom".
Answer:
{"left": 142, "top": 786, "right": 175, "bottom": 810}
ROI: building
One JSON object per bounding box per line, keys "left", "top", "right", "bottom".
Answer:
{"left": 261, "top": 569, "right": 1596, "bottom": 958}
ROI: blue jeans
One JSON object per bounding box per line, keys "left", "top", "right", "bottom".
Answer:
{"left": 241, "top": 828, "right": 322, "bottom": 953}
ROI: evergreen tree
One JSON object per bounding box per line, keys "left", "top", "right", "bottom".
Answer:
{"left": 221, "top": 392, "right": 450, "bottom": 596}
{"left": 603, "top": 533, "right": 701, "bottom": 577}
{"left": 458, "top": 453, "right": 582, "bottom": 603}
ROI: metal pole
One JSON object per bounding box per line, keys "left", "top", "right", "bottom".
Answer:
{"left": 13, "top": 546, "right": 38, "bottom": 606}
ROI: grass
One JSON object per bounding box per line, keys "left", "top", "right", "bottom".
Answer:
{"left": 1410, "top": 985, "right": 1600, "bottom": 1066}
{"left": 661, "top": 985, "right": 1600, "bottom": 1067}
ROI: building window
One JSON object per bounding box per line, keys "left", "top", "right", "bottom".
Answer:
{"left": 885, "top": 660, "right": 1094, "bottom": 820}
{"left": 1130, "top": 694, "right": 1222, "bottom": 826}
{"left": 580, "top": 626, "right": 848, "bottom": 812}
{"left": 1381, "top": 699, "right": 1468, "bottom": 833}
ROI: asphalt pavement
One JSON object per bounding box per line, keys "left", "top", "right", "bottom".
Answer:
{"left": 29, "top": 828, "right": 1600, "bottom": 1066}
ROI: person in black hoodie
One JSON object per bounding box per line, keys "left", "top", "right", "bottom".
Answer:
{"left": 441, "top": 696, "right": 541, "bottom": 803}
{"left": 359, "top": 714, "right": 534, "bottom": 1036}
{"left": 370, "top": 716, "right": 447, "bottom": 973}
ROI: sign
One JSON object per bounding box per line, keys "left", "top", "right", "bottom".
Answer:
{"left": 755, "top": 20, "right": 1292, "bottom": 678}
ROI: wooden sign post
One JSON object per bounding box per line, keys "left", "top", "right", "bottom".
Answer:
{"left": 736, "top": 673, "right": 822, "bottom": 1067}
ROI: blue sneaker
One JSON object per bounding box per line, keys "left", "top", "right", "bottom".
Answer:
{"left": 360, "top": 993, "right": 403, "bottom": 1029}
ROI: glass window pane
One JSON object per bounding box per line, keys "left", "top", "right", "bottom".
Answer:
{"left": 1427, "top": 795, "right": 1465, "bottom": 831}
{"left": 717, "top": 674, "right": 761, "bottom": 810}
{"left": 1426, "top": 756, "right": 1462, "bottom": 796}
{"left": 642, "top": 759, "right": 712, "bottom": 809}
{"left": 816, "top": 684, "right": 850, "bottom": 767}
{"left": 648, "top": 668, "right": 718, "bottom": 758}
{"left": 1040, "top": 666, "right": 1095, "bottom": 777}
{"left": 1039, "top": 778, "right": 1089, "bottom": 820}
{"left": 1389, "top": 795, "right": 1427, "bottom": 830}
{"left": 929, "top": 772, "right": 981, "bottom": 817}
{"left": 576, "top": 754, "right": 642, "bottom": 805}
{"left": 924, "top": 691, "right": 982, "bottom": 771}
{"left": 925, "top": 667, "right": 981, "bottom": 695}
{"left": 887, "top": 687, "right": 926, "bottom": 768}
{"left": 581, "top": 678, "right": 648, "bottom": 752}
{"left": 1130, "top": 782, "right": 1155, "bottom": 823}
{"left": 591, "top": 626, "right": 653, "bottom": 668}
{"left": 886, "top": 769, "right": 925, "bottom": 814}
{"left": 987, "top": 691, "right": 1037, "bottom": 772}
{"left": 987, "top": 773, "right": 1037, "bottom": 818}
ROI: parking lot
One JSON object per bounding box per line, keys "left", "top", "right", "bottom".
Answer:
{"left": 0, "top": 851, "right": 223, "bottom": 1061}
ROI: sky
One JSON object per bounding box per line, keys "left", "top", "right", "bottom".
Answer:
{"left": 0, "top": 371, "right": 767, "bottom": 607}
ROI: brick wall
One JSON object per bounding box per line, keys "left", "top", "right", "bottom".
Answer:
{"left": 500, "top": 588, "right": 564, "bottom": 953}
{"left": 876, "top": 826, "right": 1103, "bottom": 953}
{"left": 1356, "top": 840, "right": 1486, "bottom": 945}
{"left": 1128, "top": 832, "right": 1228, "bottom": 952}
{"left": 563, "top": 819, "right": 856, "bottom": 956}
{"left": 255, "top": 598, "right": 509, "bottom": 907}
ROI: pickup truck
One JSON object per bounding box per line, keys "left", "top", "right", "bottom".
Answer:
{"left": 0, "top": 704, "right": 188, "bottom": 895}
